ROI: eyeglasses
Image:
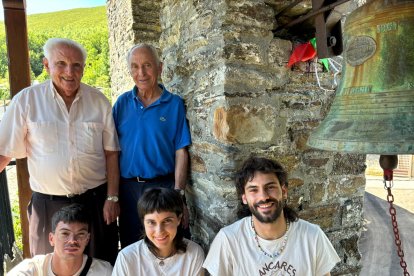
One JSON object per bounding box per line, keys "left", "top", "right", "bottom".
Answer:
{"left": 55, "top": 231, "right": 89, "bottom": 242}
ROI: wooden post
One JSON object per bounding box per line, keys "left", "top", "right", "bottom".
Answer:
{"left": 2, "top": 0, "right": 32, "bottom": 258}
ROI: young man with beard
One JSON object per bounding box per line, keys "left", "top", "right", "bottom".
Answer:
{"left": 8, "top": 204, "right": 112, "bottom": 275}
{"left": 203, "top": 157, "right": 340, "bottom": 276}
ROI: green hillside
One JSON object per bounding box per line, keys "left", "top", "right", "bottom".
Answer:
{"left": 0, "top": 6, "right": 110, "bottom": 101}
{"left": 27, "top": 7, "right": 107, "bottom": 31}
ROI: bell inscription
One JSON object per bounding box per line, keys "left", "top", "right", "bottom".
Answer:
{"left": 346, "top": 36, "right": 376, "bottom": 66}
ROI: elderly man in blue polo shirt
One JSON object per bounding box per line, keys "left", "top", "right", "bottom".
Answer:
{"left": 112, "top": 43, "right": 191, "bottom": 248}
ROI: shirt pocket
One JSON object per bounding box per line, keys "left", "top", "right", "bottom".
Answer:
{"left": 27, "top": 122, "right": 58, "bottom": 155}
{"left": 77, "top": 122, "right": 104, "bottom": 154}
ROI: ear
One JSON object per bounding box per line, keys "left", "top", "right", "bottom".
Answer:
{"left": 43, "top": 58, "right": 50, "bottom": 74}
{"left": 158, "top": 62, "right": 163, "bottom": 76}
{"left": 282, "top": 184, "right": 288, "bottom": 199}
{"left": 242, "top": 194, "right": 247, "bottom": 205}
{"left": 49, "top": 232, "right": 55, "bottom": 247}
{"left": 177, "top": 214, "right": 183, "bottom": 226}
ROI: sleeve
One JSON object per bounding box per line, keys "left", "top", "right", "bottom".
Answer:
{"left": 189, "top": 242, "right": 206, "bottom": 276}
{"left": 315, "top": 227, "right": 341, "bottom": 275}
{"left": 0, "top": 94, "right": 28, "bottom": 158}
{"left": 111, "top": 251, "right": 130, "bottom": 276}
{"left": 7, "top": 259, "right": 39, "bottom": 276}
{"left": 112, "top": 100, "right": 119, "bottom": 128}
{"left": 203, "top": 230, "right": 234, "bottom": 276}
{"left": 174, "top": 98, "right": 191, "bottom": 150}
{"left": 90, "top": 259, "right": 113, "bottom": 276}
{"left": 102, "top": 98, "right": 120, "bottom": 152}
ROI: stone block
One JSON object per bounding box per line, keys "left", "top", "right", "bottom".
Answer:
{"left": 310, "top": 181, "right": 326, "bottom": 203}
{"left": 303, "top": 156, "right": 330, "bottom": 167}
{"left": 268, "top": 38, "right": 292, "bottom": 67}
{"left": 300, "top": 204, "right": 339, "bottom": 229}
{"left": 225, "top": 1, "right": 274, "bottom": 30}
{"left": 223, "top": 25, "right": 273, "bottom": 42}
{"left": 331, "top": 153, "right": 366, "bottom": 175}
{"left": 190, "top": 153, "right": 207, "bottom": 173}
{"left": 213, "top": 105, "right": 282, "bottom": 144}
{"left": 224, "top": 43, "right": 262, "bottom": 65}
{"left": 224, "top": 65, "right": 282, "bottom": 94}
{"left": 292, "top": 131, "right": 310, "bottom": 151}
{"left": 335, "top": 176, "right": 365, "bottom": 198}
{"left": 288, "top": 178, "right": 304, "bottom": 189}
{"left": 277, "top": 155, "right": 300, "bottom": 174}
{"left": 340, "top": 198, "right": 363, "bottom": 228}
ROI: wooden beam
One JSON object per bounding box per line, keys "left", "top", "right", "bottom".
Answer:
{"left": 2, "top": 0, "right": 31, "bottom": 258}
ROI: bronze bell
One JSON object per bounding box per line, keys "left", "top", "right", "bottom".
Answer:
{"left": 307, "top": 0, "right": 414, "bottom": 154}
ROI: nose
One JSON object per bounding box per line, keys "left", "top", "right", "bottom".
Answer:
{"left": 66, "top": 234, "right": 78, "bottom": 243}
{"left": 257, "top": 188, "right": 270, "bottom": 201}
{"left": 65, "top": 65, "right": 75, "bottom": 76}
{"left": 138, "top": 66, "right": 146, "bottom": 77}
{"left": 155, "top": 224, "right": 165, "bottom": 234}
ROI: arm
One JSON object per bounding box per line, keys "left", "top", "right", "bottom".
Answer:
{"left": 174, "top": 147, "right": 188, "bottom": 190}
{"left": 0, "top": 155, "right": 12, "bottom": 172}
{"left": 103, "top": 150, "right": 120, "bottom": 225}
{"left": 175, "top": 147, "right": 189, "bottom": 228}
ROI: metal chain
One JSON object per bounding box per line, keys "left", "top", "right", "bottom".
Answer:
{"left": 384, "top": 180, "right": 410, "bottom": 276}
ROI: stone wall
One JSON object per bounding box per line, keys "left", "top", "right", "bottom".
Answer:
{"left": 107, "top": 0, "right": 365, "bottom": 274}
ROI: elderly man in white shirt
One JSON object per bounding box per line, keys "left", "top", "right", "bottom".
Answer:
{"left": 0, "top": 38, "right": 120, "bottom": 264}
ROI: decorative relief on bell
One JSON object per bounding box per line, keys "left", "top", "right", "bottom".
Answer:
{"left": 345, "top": 36, "right": 376, "bottom": 67}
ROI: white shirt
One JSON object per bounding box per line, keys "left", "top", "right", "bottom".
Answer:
{"left": 7, "top": 253, "right": 113, "bottom": 276}
{"left": 0, "top": 80, "right": 120, "bottom": 195}
{"left": 112, "top": 238, "right": 205, "bottom": 276}
{"left": 203, "top": 217, "right": 341, "bottom": 276}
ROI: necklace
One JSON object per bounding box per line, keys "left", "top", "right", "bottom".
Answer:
{"left": 151, "top": 248, "right": 176, "bottom": 266}
{"left": 251, "top": 217, "right": 290, "bottom": 259}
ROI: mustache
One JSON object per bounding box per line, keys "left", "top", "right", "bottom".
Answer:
{"left": 64, "top": 244, "right": 80, "bottom": 249}
{"left": 254, "top": 199, "right": 278, "bottom": 207}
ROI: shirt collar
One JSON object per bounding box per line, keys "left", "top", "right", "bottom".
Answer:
{"left": 129, "top": 84, "right": 172, "bottom": 103}
{"left": 48, "top": 79, "right": 83, "bottom": 100}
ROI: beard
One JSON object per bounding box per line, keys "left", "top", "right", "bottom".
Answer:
{"left": 248, "top": 198, "right": 284, "bottom": 223}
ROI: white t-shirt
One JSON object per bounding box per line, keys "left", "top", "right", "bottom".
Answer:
{"left": 203, "top": 217, "right": 341, "bottom": 276}
{"left": 7, "top": 253, "right": 112, "bottom": 276}
{"left": 112, "top": 238, "right": 205, "bottom": 276}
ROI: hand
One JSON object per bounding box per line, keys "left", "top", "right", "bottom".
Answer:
{"left": 103, "top": 200, "right": 120, "bottom": 225}
{"left": 182, "top": 204, "right": 190, "bottom": 229}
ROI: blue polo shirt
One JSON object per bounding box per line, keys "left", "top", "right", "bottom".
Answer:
{"left": 113, "top": 85, "right": 191, "bottom": 178}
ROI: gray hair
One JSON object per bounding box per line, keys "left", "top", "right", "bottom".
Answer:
{"left": 126, "top": 43, "right": 161, "bottom": 71}
{"left": 43, "top": 38, "right": 87, "bottom": 64}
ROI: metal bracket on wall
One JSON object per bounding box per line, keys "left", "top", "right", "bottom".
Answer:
{"left": 274, "top": 0, "right": 351, "bottom": 58}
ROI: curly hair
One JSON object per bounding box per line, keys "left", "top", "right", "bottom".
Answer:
{"left": 235, "top": 156, "right": 299, "bottom": 222}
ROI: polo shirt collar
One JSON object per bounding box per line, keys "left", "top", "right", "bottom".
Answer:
{"left": 130, "top": 84, "right": 172, "bottom": 103}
